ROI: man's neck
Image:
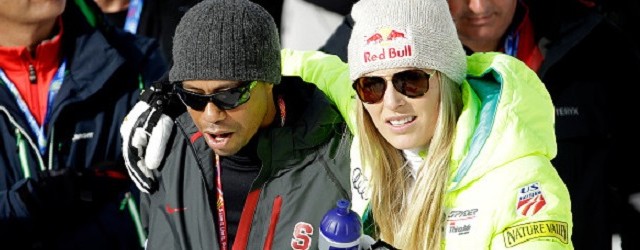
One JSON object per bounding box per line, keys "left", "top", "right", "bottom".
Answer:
{"left": 94, "top": 0, "right": 130, "bottom": 13}
{"left": 0, "top": 17, "right": 58, "bottom": 52}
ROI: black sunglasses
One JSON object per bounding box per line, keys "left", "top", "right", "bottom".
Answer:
{"left": 352, "top": 69, "right": 432, "bottom": 104}
{"left": 174, "top": 81, "right": 257, "bottom": 110}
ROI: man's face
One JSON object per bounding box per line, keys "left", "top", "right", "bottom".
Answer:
{"left": 0, "top": 0, "right": 65, "bottom": 26}
{"left": 448, "top": 0, "right": 517, "bottom": 52}
{"left": 179, "top": 80, "right": 274, "bottom": 156}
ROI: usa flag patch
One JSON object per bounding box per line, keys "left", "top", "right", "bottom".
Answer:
{"left": 516, "top": 182, "right": 546, "bottom": 216}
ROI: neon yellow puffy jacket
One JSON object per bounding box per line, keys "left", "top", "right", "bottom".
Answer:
{"left": 282, "top": 49, "right": 573, "bottom": 249}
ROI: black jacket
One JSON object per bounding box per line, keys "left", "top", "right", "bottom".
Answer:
{"left": 0, "top": 1, "right": 167, "bottom": 249}
{"left": 529, "top": 2, "right": 640, "bottom": 249}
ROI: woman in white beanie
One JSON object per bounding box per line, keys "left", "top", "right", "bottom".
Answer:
{"left": 281, "top": 0, "right": 573, "bottom": 249}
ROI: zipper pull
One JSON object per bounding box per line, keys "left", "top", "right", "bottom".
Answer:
{"left": 120, "top": 192, "right": 131, "bottom": 211}
{"left": 14, "top": 128, "right": 22, "bottom": 147}
{"left": 15, "top": 128, "right": 32, "bottom": 178}
{"left": 28, "top": 64, "right": 36, "bottom": 83}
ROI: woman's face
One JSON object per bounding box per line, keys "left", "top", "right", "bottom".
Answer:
{"left": 361, "top": 67, "right": 440, "bottom": 150}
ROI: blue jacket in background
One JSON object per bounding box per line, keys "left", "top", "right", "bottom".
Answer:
{"left": 0, "top": 0, "right": 167, "bottom": 249}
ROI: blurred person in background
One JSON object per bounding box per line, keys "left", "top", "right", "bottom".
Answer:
{"left": 0, "top": 0, "right": 166, "bottom": 249}
{"left": 94, "top": 0, "right": 202, "bottom": 63}
{"left": 280, "top": 0, "right": 356, "bottom": 50}
{"left": 94, "top": 0, "right": 283, "bottom": 64}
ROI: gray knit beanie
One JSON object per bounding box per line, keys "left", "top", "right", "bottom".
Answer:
{"left": 348, "top": 0, "right": 467, "bottom": 84}
{"left": 169, "top": 0, "right": 281, "bottom": 84}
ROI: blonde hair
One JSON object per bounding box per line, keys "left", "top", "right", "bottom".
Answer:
{"left": 356, "top": 72, "right": 462, "bottom": 250}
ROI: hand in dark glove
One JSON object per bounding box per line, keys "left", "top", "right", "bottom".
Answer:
{"left": 34, "top": 165, "right": 131, "bottom": 211}
{"left": 120, "top": 74, "right": 182, "bottom": 193}
{"left": 76, "top": 162, "right": 132, "bottom": 204}
{"left": 34, "top": 168, "right": 80, "bottom": 215}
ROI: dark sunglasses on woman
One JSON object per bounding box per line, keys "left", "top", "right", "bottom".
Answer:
{"left": 352, "top": 69, "right": 432, "bottom": 104}
{"left": 174, "top": 81, "right": 257, "bottom": 110}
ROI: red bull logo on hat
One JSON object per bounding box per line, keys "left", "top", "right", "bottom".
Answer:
{"left": 366, "top": 33, "right": 384, "bottom": 45}
{"left": 387, "top": 29, "right": 406, "bottom": 40}
{"left": 361, "top": 27, "right": 415, "bottom": 64}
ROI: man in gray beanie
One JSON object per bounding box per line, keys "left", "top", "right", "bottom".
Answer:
{"left": 119, "top": 0, "right": 352, "bottom": 249}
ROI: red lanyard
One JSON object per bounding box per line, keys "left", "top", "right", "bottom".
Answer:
{"left": 214, "top": 95, "right": 285, "bottom": 249}
{"left": 214, "top": 154, "right": 228, "bottom": 250}
{"left": 277, "top": 95, "right": 286, "bottom": 127}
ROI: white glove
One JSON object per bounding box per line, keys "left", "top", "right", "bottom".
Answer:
{"left": 121, "top": 77, "right": 179, "bottom": 193}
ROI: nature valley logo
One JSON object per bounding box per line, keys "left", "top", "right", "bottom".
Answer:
{"left": 502, "top": 221, "right": 569, "bottom": 248}
{"left": 361, "top": 28, "right": 414, "bottom": 63}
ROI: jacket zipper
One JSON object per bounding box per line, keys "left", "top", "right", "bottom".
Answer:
{"left": 1, "top": 106, "right": 46, "bottom": 175}
{"left": 15, "top": 129, "right": 31, "bottom": 178}
{"left": 120, "top": 192, "right": 146, "bottom": 247}
{"left": 28, "top": 63, "right": 37, "bottom": 83}
{"left": 48, "top": 127, "right": 54, "bottom": 168}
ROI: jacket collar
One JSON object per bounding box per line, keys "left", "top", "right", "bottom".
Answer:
{"left": 449, "top": 52, "right": 556, "bottom": 191}
{"left": 178, "top": 77, "right": 346, "bottom": 186}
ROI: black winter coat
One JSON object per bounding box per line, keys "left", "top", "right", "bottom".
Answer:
{"left": 0, "top": 1, "right": 167, "bottom": 249}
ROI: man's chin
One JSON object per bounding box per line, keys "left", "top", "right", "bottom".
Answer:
{"left": 211, "top": 147, "right": 241, "bottom": 156}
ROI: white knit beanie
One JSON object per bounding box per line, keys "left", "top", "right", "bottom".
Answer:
{"left": 347, "top": 0, "right": 467, "bottom": 84}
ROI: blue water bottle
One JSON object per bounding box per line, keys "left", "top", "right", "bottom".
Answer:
{"left": 318, "top": 199, "right": 362, "bottom": 250}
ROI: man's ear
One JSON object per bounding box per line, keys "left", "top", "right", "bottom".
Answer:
{"left": 263, "top": 81, "right": 275, "bottom": 95}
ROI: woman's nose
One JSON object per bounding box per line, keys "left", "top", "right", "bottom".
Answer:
{"left": 383, "top": 81, "right": 406, "bottom": 110}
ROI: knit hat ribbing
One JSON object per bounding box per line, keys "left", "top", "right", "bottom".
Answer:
{"left": 347, "top": 0, "right": 467, "bottom": 84}
{"left": 169, "top": 0, "right": 281, "bottom": 84}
